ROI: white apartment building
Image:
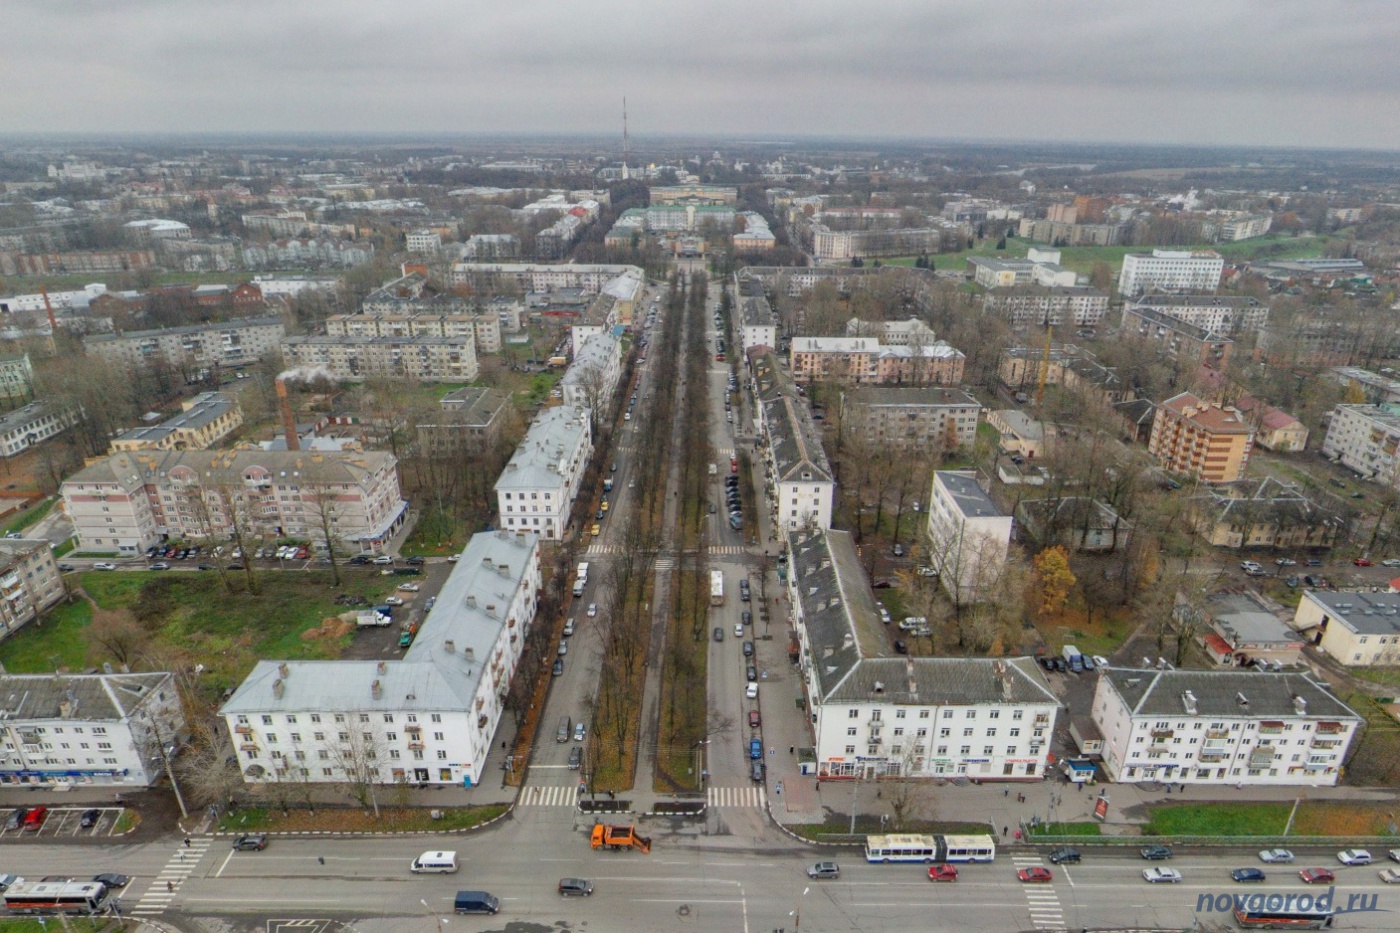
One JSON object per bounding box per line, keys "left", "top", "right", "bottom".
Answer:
{"left": 280, "top": 335, "right": 479, "bottom": 383}
{"left": 787, "top": 528, "right": 1059, "bottom": 781}
{"left": 495, "top": 406, "right": 592, "bottom": 540}
{"left": 62, "top": 448, "right": 408, "bottom": 555}
{"left": 1292, "top": 590, "right": 1400, "bottom": 668}
{"left": 1, "top": 671, "right": 186, "bottom": 787}
{"left": 844, "top": 317, "right": 939, "bottom": 346}
{"left": 405, "top": 230, "right": 442, "bottom": 254}
{"left": 1092, "top": 668, "right": 1361, "bottom": 786}
{"left": 1127, "top": 295, "right": 1269, "bottom": 335}
{"left": 926, "top": 471, "right": 1013, "bottom": 604}
{"left": 1118, "top": 249, "right": 1225, "bottom": 297}
{"left": 222, "top": 532, "right": 540, "bottom": 789}
{"left": 981, "top": 287, "right": 1110, "bottom": 328}
{"left": 460, "top": 234, "right": 520, "bottom": 261}
{"left": 0, "top": 539, "right": 66, "bottom": 644}
{"left": 1321, "top": 404, "right": 1400, "bottom": 487}
{"left": 558, "top": 333, "right": 623, "bottom": 414}
{"left": 325, "top": 312, "right": 501, "bottom": 355}
{"left": 0, "top": 401, "right": 83, "bottom": 457}
{"left": 763, "top": 395, "right": 834, "bottom": 531}
{"left": 84, "top": 316, "right": 286, "bottom": 372}
{"left": 250, "top": 275, "right": 342, "bottom": 299}
{"left": 739, "top": 292, "right": 778, "bottom": 353}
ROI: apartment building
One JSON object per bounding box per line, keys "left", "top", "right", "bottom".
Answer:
{"left": 460, "top": 234, "right": 519, "bottom": 260}
{"left": 62, "top": 448, "right": 407, "bottom": 555}
{"left": 1320, "top": 404, "right": 1400, "bottom": 486}
{"left": 1148, "top": 392, "right": 1254, "bottom": 484}
{"left": 1331, "top": 367, "right": 1400, "bottom": 406}
{"left": 450, "top": 263, "right": 643, "bottom": 321}
{"left": 558, "top": 333, "right": 623, "bottom": 413}
{"left": 0, "top": 671, "right": 186, "bottom": 788}
{"left": 1127, "top": 295, "right": 1269, "bottom": 335}
{"left": 1254, "top": 319, "right": 1379, "bottom": 368}
{"left": 981, "top": 286, "right": 1110, "bottom": 329}
{"left": 280, "top": 335, "right": 479, "bottom": 383}
{"left": 405, "top": 230, "right": 442, "bottom": 254}
{"left": 987, "top": 409, "right": 1053, "bottom": 459}
{"left": 649, "top": 184, "right": 737, "bottom": 206}
{"left": 738, "top": 290, "right": 778, "bottom": 353}
{"left": 1293, "top": 591, "right": 1400, "bottom": 668}
{"left": 844, "top": 317, "right": 939, "bottom": 346}
{"left": 1232, "top": 396, "right": 1308, "bottom": 453}
{"left": 762, "top": 396, "right": 835, "bottom": 532}
{"left": 1092, "top": 667, "right": 1361, "bottom": 786}
{"left": 969, "top": 252, "right": 1076, "bottom": 290}
{"left": 0, "top": 401, "right": 83, "bottom": 457}
{"left": 416, "top": 387, "right": 512, "bottom": 457}
{"left": 1015, "top": 497, "right": 1131, "bottom": 553}
{"left": 325, "top": 311, "right": 501, "bottom": 355}
{"left": 841, "top": 387, "right": 981, "bottom": 453}
{"left": 84, "top": 316, "right": 286, "bottom": 372}
{"left": 222, "top": 532, "right": 540, "bottom": 789}
{"left": 789, "top": 336, "right": 965, "bottom": 386}
{"left": 495, "top": 406, "right": 592, "bottom": 540}
{"left": 110, "top": 391, "right": 244, "bottom": 454}
{"left": 787, "top": 528, "right": 1059, "bottom": 781}
{"left": 0, "top": 539, "right": 66, "bottom": 644}
{"left": 998, "top": 346, "right": 1127, "bottom": 405}
{"left": 1191, "top": 478, "right": 1340, "bottom": 550}
{"left": 926, "top": 471, "right": 1013, "bottom": 604}
{"left": 1117, "top": 249, "right": 1224, "bottom": 297}
{"left": 1120, "top": 305, "right": 1234, "bottom": 367}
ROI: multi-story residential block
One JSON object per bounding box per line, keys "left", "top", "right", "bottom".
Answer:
{"left": 0, "top": 401, "right": 83, "bottom": 457}
{"left": 558, "top": 333, "right": 623, "bottom": 414}
{"left": 1015, "top": 497, "right": 1131, "bottom": 553}
{"left": 416, "top": 387, "right": 512, "bottom": 457}
{"left": 460, "top": 234, "right": 519, "bottom": 261}
{"left": 1127, "top": 295, "right": 1269, "bottom": 335}
{"left": 787, "top": 527, "right": 1059, "bottom": 781}
{"left": 840, "top": 387, "right": 980, "bottom": 453}
{"left": 844, "top": 317, "right": 939, "bottom": 346}
{"left": 1213, "top": 213, "right": 1273, "bottom": 241}
{"left": 450, "top": 263, "right": 643, "bottom": 323}
{"left": 109, "top": 391, "right": 244, "bottom": 454}
{"left": 1120, "top": 305, "right": 1233, "bottom": 367}
{"left": 123, "top": 219, "right": 192, "bottom": 242}
{"left": 280, "top": 335, "right": 479, "bottom": 383}
{"left": 1254, "top": 318, "right": 1386, "bottom": 368}
{"left": 1148, "top": 392, "right": 1254, "bottom": 484}
{"left": 405, "top": 230, "right": 442, "bottom": 254}
{"left": 998, "top": 345, "right": 1127, "bottom": 405}
{"left": 1093, "top": 667, "right": 1361, "bottom": 786}
{"left": 0, "top": 539, "right": 66, "bottom": 643}
{"left": 762, "top": 395, "right": 834, "bottom": 532}
{"left": 789, "top": 336, "right": 965, "bottom": 386}
{"left": 649, "top": 184, "right": 737, "bottom": 206}
{"left": 1117, "top": 249, "right": 1224, "bottom": 297}
{"left": 981, "top": 286, "right": 1110, "bottom": 329}
{"left": 84, "top": 317, "right": 286, "bottom": 372}
{"left": 926, "top": 471, "right": 1013, "bottom": 604}
{"left": 1331, "top": 367, "right": 1400, "bottom": 406}
{"left": 221, "top": 532, "right": 540, "bottom": 789}
{"left": 1321, "top": 404, "right": 1400, "bottom": 486}
{"left": 0, "top": 670, "right": 187, "bottom": 788}
{"left": 1232, "top": 396, "right": 1308, "bottom": 452}
{"left": 1191, "top": 478, "right": 1340, "bottom": 550}
{"left": 737, "top": 281, "right": 778, "bottom": 353}
{"left": 325, "top": 311, "right": 501, "bottom": 355}
{"left": 2, "top": 250, "right": 157, "bottom": 276}
{"left": 62, "top": 449, "right": 407, "bottom": 555}
{"left": 240, "top": 238, "right": 374, "bottom": 270}
{"left": 250, "top": 275, "right": 342, "bottom": 300}
{"left": 495, "top": 406, "right": 592, "bottom": 540}
{"left": 1293, "top": 590, "right": 1400, "bottom": 668}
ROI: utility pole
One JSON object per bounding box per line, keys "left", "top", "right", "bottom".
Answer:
{"left": 145, "top": 710, "right": 189, "bottom": 820}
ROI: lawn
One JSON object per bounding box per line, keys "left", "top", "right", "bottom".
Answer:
{"left": 400, "top": 505, "right": 477, "bottom": 557}
{"left": 0, "top": 569, "right": 391, "bottom": 688}
{"left": 1143, "top": 802, "right": 1291, "bottom": 836}
{"left": 1042, "top": 607, "right": 1137, "bottom": 660}
{"left": 217, "top": 803, "right": 507, "bottom": 834}
{"left": 0, "top": 920, "right": 124, "bottom": 933}
{"left": 1350, "top": 667, "right": 1400, "bottom": 689}
{"left": 1, "top": 497, "right": 53, "bottom": 535}
{"left": 1027, "top": 821, "right": 1103, "bottom": 836}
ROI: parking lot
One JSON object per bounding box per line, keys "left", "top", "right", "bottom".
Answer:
{"left": 0, "top": 805, "right": 128, "bottom": 839}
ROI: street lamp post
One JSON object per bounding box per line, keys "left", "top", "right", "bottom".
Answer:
{"left": 144, "top": 710, "right": 188, "bottom": 820}
{"left": 789, "top": 886, "right": 810, "bottom": 932}
{"left": 419, "top": 899, "right": 446, "bottom": 933}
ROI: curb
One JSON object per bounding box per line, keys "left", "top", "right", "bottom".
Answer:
{"left": 211, "top": 801, "right": 515, "bottom": 838}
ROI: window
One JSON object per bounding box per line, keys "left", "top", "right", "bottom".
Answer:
{"left": 285, "top": 715, "right": 298, "bottom": 724}
{"left": 943, "top": 710, "right": 954, "bottom": 719}
{"left": 1009, "top": 728, "right": 1020, "bottom": 737}
{"left": 437, "top": 750, "right": 447, "bottom": 760}
{"left": 989, "top": 710, "right": 1000, "bottom": 719}
{"left": 290, "top": 733, "right": 301, "bottom": 743}
{"left": 383, "top": 714, "right": 394, "bottom": 723}
{"left": 431, "top": 714, "right": 442, "bottom": 723}
{"left": 847, "top": 727, "right": 857, "bottom": 736}
{"left": 939, "top": 728, "right": 950, "bottom": 738}
{"left": 310, "top": 714, "right": 321, "bottom": 724}
{"left": 386, "top": 733, "right": 398, "bottom": 742}
{"left": 983, "top": 746, "right": 994, "bottom": 755}
{"left": 895, "top": 709, "right": 907, "bottom": 719}
{"left": 845, "top": 745, "right": 856, "bottom": 754}
{"left": 849, "top": 709, "right": 860, "bottom": 718}
{"left": 1012, "top": 710, "right": 1023, "bottom": 720}
{"left": 963, "top": 728, "right": 973, "bottom": 737}
{"left": 265, "top": 734, "right": 277, "bottom": 744}
{"left": 261, "top": 715, "right": 273, "bottom": 725}
{"left": 359, "top": 714, "right": 370, "bottom": 723}
{"left": 960, "top": 745, "right": 971, "bottom": 755}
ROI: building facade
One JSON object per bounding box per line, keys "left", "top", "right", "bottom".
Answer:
{"left": 1120, "top": 305, "right": 1234, "bottom": 367}
{"left": 84, "top": 317, "right": 286, "bottom": 372}
{"left": 62, "top": 449, "right": 407, "bottom": 555}
{"left": 110, "top": 391, "right": 244, "bottom": 453}
{"left": 0, "top": 539, "right": 66, "bottom": 644}
{"left": 495, "top": 406, "right": 592, "bottom": 540}
{"left": 325, "top": 312, "right": 501, "bottom": 356}
{"left": 1117, "top": 249, "right": 1225, "bottom": 297}
{"left": 789, "top": 336, "right": 965, "bottom": 386}
{"left": 0, "top": 672, "right": 186, "bottom": 787}
{"left": 1148, "top": 392, "right": 1255, "bottom": 484}
{"left": 0, "top": 401, "right": 83, "bottom": 457}
{"left": 1321, "top": 404, "right": 1400, "bottom": 487}
{"left": 1293, "top": 591, "right": 1400, "bottom": 668}
{"left": 1126, "top": 295, "right": 1269, "bottom": 335}
{"left": 1092, "top": 668, "right": 1361, "bottom": 786}
{"left": 981, "top": 287, "right": 1110, "bottom": 328}
{"left": 926, "top": 471, "right": 1013, "bottom": 604}
{"left": 221, "top": 532, "right": 540, "bottom": 789}
{"left": 841, "top": 387, "right": 981, "bottom": 453}
{"left": 558, "top": 333, "right": 623, "bottom": 413}
{"left": 280, "top": 335, "right": 479, "bottom": 383}
{"left": 416, "top": 387, "right": 511, "bottom": 456}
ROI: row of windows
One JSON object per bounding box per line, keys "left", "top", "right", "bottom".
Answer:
{"left": 848, "top": 707, "right": 1029, "bottom": 721}
{"left": 238, "top": 712, "right": 443, "bottom": 725}
{"left": 501, "top": 492, "right": 554, "bottom": 501}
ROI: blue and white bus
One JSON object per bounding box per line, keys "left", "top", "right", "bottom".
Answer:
{"left": 864, "top": 833, "right": 996, "bottom": 864}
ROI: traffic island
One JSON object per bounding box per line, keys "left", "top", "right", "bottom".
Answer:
{"left": 216, "top": 803, "right": 508, "bottom": 835}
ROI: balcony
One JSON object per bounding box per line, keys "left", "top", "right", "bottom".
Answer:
{"left": 1150, "top": 729, "right": 1174, "bottom": 741}
{"left": 234, "top": 725, "right": 253, "bottom": 735}
{"left": 239, "top": 742, "right": 259, "bottom": 752}
{"left": 407, "top": 741, "right": 424, "bottom": 751}
{"left": 1206, "top": 729, "right": 1230, "bottom": 740}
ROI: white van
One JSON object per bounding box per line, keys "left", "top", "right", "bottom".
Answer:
{"left": 411, "top": 850, "right": 459, "bottom": 874}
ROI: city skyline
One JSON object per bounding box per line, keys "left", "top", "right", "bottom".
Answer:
{"left": 3, "top": 1, "right": 1398, "bottom": 149}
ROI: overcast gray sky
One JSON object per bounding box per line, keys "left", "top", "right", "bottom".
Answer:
{"left": 3, "top": 1, "right": 1397, "bottom": 148}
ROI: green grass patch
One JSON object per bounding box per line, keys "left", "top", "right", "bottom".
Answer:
{"left": 0, "top": 919, "right": 125, "bottom": 933}
{"left": 1, "top": 498, "right": 54, "bottom": 535}
{"left": 113, "top": 809, "right": 138, "bottom": 834}
{"left": 400, "top": 505, "right": 476, "bottom": 557}
{"left": 0, "top": 597, "right": 92, "bottom": 672}
{"left": 1027, "top": 821, "right": 1103, "bottom": 836}
{"left": 217, "top": 803, "right": 507, "bottom": 834}
{"left": 53, "top": 537, "right": 75, "bottom": 557}
{"left": 1143, "top": 802, "right": 1290, "bottom": 836}
{"left": 1350, "top": 667, "right": 1400, "bottom": 688}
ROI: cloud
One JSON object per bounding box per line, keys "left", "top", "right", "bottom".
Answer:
{"left": 1, "top": 1, "right": 1397, "bottom": 148}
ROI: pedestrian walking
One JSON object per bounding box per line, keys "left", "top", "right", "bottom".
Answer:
{"left": 1004, "top": 788, "right": 1009, "bottom": 797}
{"left": 789, "top": 746, "right": 795, "bottom": 755}
{"left": 183, "top": 836, "right": 191, "bottom": 847}
{"left": 1002, "top": 825, "right": 1008, "bottom": 836}
{"left": 166, "top": 881, "right": 174, "bottom": 893}
{"left": 1077, "top": 782, "right": 1084, "bottom": 793}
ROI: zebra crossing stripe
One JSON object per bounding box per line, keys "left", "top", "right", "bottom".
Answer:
{"left": 519, "top": 785, "right": 578, "bottom": 807}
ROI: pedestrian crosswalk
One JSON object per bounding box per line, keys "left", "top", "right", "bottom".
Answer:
{"left": 706, "top": 785, "right": 766, "bottom": 808}
{"left": 519, "top": 784, "right": 579, "bottom": 807}
{"left": 584, "top": 543, "right": 619, "bottom": 555}
{"left": 129, "top": 836, "right": 213, "bottom": 916}
{"left": 654, "top": 557, "right": 675, "bottom": 571}
{"left": 1012, "top": 855, "right": 1066, "bottom": 931}
{"left": 709, "top": 545, "right": 746, "bottom": 555}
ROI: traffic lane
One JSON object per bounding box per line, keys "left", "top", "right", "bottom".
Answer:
{"left": 707, "top": 588, "right": 753, "bottom": 786}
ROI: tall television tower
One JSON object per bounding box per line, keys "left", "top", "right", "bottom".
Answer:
{"left": 622, "top": 97, "right": 630, "bottom": 181}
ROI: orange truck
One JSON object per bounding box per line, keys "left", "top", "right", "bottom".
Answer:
{"left": 590, "top": 823, "right": 651, "bottom": 854}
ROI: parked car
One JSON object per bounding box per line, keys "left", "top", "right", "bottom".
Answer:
{"left": 557, "top": 640, "right": 568, "bottom": 656}
{"left": 384, "top": 596, "right": 405, "bottom": 606}
{"left": 750, "top": 759, "right": 765, "bottom": 781}
{"left": 746, "top": 665, "right": 757, "bottom": 682}
{"left": 150, "top": 561, "right": 171, "bottom": 570}
{"left": 232, "top": 833, "right": 268, "bottom": 851}
{"left": 749, "top": 710, "right": 761, "bottom": 728}
{"left": 1299, "top": 867, "right": 1335, "bottom": 884}
{"left": 93, "top": 562, "right": 117, "bottom": 571}
{"left": 552, "top": 658, "right": 564, "bottom": 676}
{"left": 1259, "top": 849, "right": 1295, "bottom": 863}
{"left": 21, "top": 806, "right": 48, "bottom": 831}
{"left": 574, "top": 722, "right": 587, "bottom": 742}
{"left": 749, "top": 738, "right": 763, "bottom": 760}
{"left": 5, "top": 807, "right": 30, "bottom": 830}
{"left": 1232, "top": 868, "right": 1267, "bottom": 883}
{"left": 735, "top": 622, "right": 744, "bottom": 637}
{"left": 79, "top": 809, "right": 101, "bottom": 829}
{"left": 1143, "top": 868, "right": 1183, "bottom": 883}
{"left": 1353, "top": 558, "right": 1374, "bottom": 567}
{"left": 405, "top": 556, "right": 426, "bottom": 565}
{"left": 746, "top": 683, "right": 758, "bottom": 700}
{"left": 1140, "top": 845, "right": 1173, "bottom": 860}
{"left": 807, "top": 862, "right": 840, "bottom": 879}
{"left": 562, "top": 618, "right": 575, "bottom": 636}
{"left": 1276, "top": 558, "right": 1297, "bottom": 566}
{"left": 893, "top": 639, "right": 908, "bottom": 654}
{"left": 1338, "top": 849, "right": 1373, "bottom": 866}
{"left": 713, "top": 627, "right": 724, "bottom": 642}
{"left": 1018, "top": 867, "right": 1053, "bottom": 883}
{"left": 587, "top": 603, "right": 598, "bottom": 617}
{"left": 398, "top": 630, "right": 414, "bottom": 648}
{"left": 743, "top": 640, "right": 754, "bottom": 657}
{"left": 396, "top": 582, "right": 420, "bottom": 592}
{"left": 1047, "top": 847, "right": 1081, "bottom": 865}
{"left": 1379, "top": 868, "right": 1400, "bottom": 884}
{"left": 927, "top": 863, "right": 959, "bottom": 882}
{"left": 892, "top": 543, "right": 905, "bottom": 557}
{"left": 373, "top": 555, "right": 394, "bottom": 565}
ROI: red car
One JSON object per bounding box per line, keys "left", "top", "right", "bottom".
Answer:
{"left": 1353, "top": 558, "right": 1374, "bottom": 567}
{"left": 1018, "top": 867, "right": 1053, "bottom": 883}
{"left": 1299, "top": 868, "right": 1336, "bottom": 884}
{"left": 748, "top": 710, "right": 761, "bottom": 729}
{"left": 928, "top": 864, "right": 959, "bottom": 882}
{"left": 22, "top": 805, "right": 49, "bottom": 831}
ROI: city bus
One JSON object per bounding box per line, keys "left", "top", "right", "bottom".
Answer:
{"left": 1234, "top": 906, "right": 1335, "bottom": 929}
{"left": 864, "top": 833, "right": 996, "bottom": 864}
{"left": 710, "top": 570, "right": 724, "bottom": 606}
{"left": 3, "top": 880, "right": 110, "bottom": 914}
